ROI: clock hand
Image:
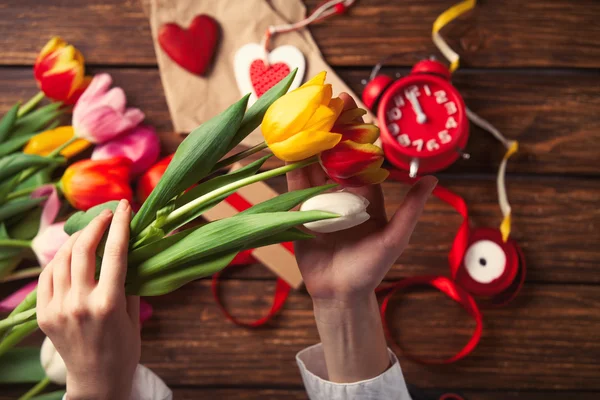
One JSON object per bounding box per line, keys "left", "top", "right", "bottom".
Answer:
{"left": 407, "top": 92, "right": 427, "bottom": 124}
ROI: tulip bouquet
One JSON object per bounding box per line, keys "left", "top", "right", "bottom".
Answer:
{"left": 0, "top": 66, "right": 388, "bottom": 367}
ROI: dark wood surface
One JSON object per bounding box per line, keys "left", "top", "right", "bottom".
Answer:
{"left": 1, "top": 0, "right": 599, "bottom": 399}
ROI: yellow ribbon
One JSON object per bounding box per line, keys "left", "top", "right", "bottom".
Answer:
{"left": 498, "top": 141, "right": 519, "bottom": 242}
{"left": 432, "top": 0, "right": 477, "bottom": 73}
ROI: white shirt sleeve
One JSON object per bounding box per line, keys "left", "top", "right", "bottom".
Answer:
{"left": 63, "top": 364, "right": 172, "bottom": 400}
{"left": 296, "top": 343, "right": 412, "bottom": 400}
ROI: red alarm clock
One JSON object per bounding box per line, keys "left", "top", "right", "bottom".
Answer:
{"left": 363, "top": 59, "right": 469, "bottom": 177}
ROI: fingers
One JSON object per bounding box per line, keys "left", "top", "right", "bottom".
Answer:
{"left": 99, "top": 200, "right": 131, "bottom": 295}
{"left": 339, "top": 92, "right": 358, "bottom": 112}
{"left": 287, "top": 164, "right": 311, "bottom": 192}
{"left": 126, "top": 296, "right": 140, "bottom": 328}
{"left": 50, "top": 232, "right": 80, "bottom": 298}
{"left": 381, "top": 176, "right": 438, "bottom": 258}
{"left": 71, "top": 210, "right": 113, "bottom": 290}
{"left": 37, "top": 264, "right": 54, "bottom": 313}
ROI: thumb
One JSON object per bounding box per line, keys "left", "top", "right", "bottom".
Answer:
{"left": 381, "top": 176, "right": 438, "bottom": 258}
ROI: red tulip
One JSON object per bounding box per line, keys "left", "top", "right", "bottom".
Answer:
{"left": 34, "top": 37, "right": 90, "bottom": 105}
{"left": 136, "top": 154, "right": 174, "bottom": 203}
{"left": 61, "top": 157, "right": 133, "bottom": 211}
{"left": 319, "top": 106, "right": 389, "bottom": 187}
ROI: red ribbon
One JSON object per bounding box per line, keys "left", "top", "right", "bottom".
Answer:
{"left": 211, "top": 192, "right": 292, "bottom": 328}
{"left": 376, "top": 276, "right": 482, "bottom": 364}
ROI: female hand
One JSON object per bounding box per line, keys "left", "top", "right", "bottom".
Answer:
{"left": 37, "top": 199, "right": 140, "bottom": 400}
{"left": 288, "top": 93, "right": 437, "bottom": 382}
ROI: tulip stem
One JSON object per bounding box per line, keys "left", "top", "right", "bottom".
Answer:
{"left": 135, "top": 157, "right": 319, "bottom": 242}
{"left": 46, "top": 136, "right": 78, "bottom": 158}
{"left": 0, "top": 319, "right": 39, "bottom": 358}
{"left": 18, "top": 376, "right": 51, "bottom": 400}
{"left": 4, "top": 186, "right": 40, "bottom": 201}
{"left": 17, "top": 92, "right": 45, "bottom": 118}
{"left": 0, "top": 309, "right": 36, "bottom": 332}
{"left": 0, "top": 239, "right": 32, "bottom": 248}
{"left": 1, "top": 267, "right": 43, "bottom": 282}
{"left": 211, "top": 142, "right": 269, "bottom": 172}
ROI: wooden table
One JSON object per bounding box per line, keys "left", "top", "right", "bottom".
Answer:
{"left": 1, "top": 0, "right": 600, "bottom": 398}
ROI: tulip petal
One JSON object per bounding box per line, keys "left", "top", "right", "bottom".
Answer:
{"left": 333, "top": 166, "right": 390, "bottom": 187}
{"left": 38, "top": 67, "right": 82, "bottom": 104}
{"left": 320, "top": 141, "right": 384, "bottom": 178}
{"left": 24, "top": 126, "right": 90, "bottom": 158}
{"left": 36, "top": 37, "right": 66, "bottom": 64}
{"left": 76, "top": 73, "right": 112, "bottom": 109}
{"left": 303, "top": 105, "right": 337, "bottom": 132}
{"left": 336, "top": 108, "right": 367, "bottom": 125}
{"left": 0, "top": 281, "right": 37, "bottom": 313}
{"left": 321, "top": 84, "right": 333, "bottom": 105}
{"left": 31, "top": 185, "right": 61, "bottom": 233}
{"left": 332, "top": 123, "right": 380, "bottom": 144}
{"left": 301, "top": 71, "right": 327, "bottom": 88}
{"left": 328, "top": 97, "right": 345, "bottom": 119}
{"left": 262, "top": 85, "right": 324, "bottom": 144}
{"left": 92, "top": 125, "right": 160, "bottom": 176}
{"left": 99, "top": 87, "right": 127, "bottom": 113}
{"left": 268, "top": 130, "right": 342, "bottom": 162}
{"left": 74, "top": 105, "right": 145, "bottom": 143}
{"left": 31, "top": 222, "right": 70, "bottom": 267}
{"left": 139, "top": 299, "right": 153, "bottom": 325}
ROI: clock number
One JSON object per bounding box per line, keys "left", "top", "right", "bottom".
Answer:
{"left": 426, "top": 139, "right": 440, "bottom": 152}
{"left": 387, "top": 107, "right": 402, "bottom": 121}
{"left": 405, "top": 85, "right": 420, "bottom": 99}
{"left": 412, "top": 139, "right": 424, "bottom": 152}
{"left": 387, "top": 123, "right": 400, "bottom": 136}
{"left": 434, "top": 90, "right": 448, "bottom": 104}
{"left": 393, "top": 95, "right": 405, "bottom": 108}
{"left": 445, "top": 116, "right": 458, "bottom": 129}
{"left": 445, "top": 101, "right": 457, "bottom": 115}
{"left": 423, "top": 85, "right": 432, "bottom": 96}
{"left": 397, "top": 134, "right": 410, "bottom": 147}
{"left": 438, "top": 130, "right": 452, "bottom": 144}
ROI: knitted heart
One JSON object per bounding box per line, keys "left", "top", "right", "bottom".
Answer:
{"left": 250, "top": 60, "right": 291, "bottom": 97}
{"left": 234, "top": 43, "right": 305, "bottom": 106}
{"left": 158, "top": 15, "right": 220, "bottom": 76}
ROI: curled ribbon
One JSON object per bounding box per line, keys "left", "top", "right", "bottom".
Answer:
{"left": 432, "top": 0, "right": 477, "bottom": 73}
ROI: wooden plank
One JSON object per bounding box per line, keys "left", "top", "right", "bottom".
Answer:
{"left": 132, "top": 280, "right": 600, "bottom": 390}
{"left": 0, "top": 0, "right": 599, "bottom": 68}
{"left": 1, "top": 67, "right": 600, "bottom": 176}
{"left": 2, "top": 387, "right": 600, "bottom": 399}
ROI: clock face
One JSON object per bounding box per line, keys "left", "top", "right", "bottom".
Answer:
{"left": 380, "top": 74, "right": 466, "bottom": 158}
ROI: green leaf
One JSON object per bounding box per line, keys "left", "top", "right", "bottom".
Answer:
{"left": 240, "top": 184, "right": 337, "bottom": 215}
{"left": 0, "top": 153, "right": 62, "bottom": 184}
{"left": 135, "top": 211, "right": 336, "bottom": 278}
{"left": 0, "top": 197, "right": 46, "bottom": 223}
{"left": 228, "top": 68, "right": 298, "bottom": 151}
{"left": 15, "top": 165, "right": 54, "bottom": 193}
{"left": 0, "top": 347, "right": 45, "bottom": 383}
{"left": 131, "top": 95, "right": 249, "bottom": 236}
{"left": 31, "top": 391, "right": 67, "bottom": 400}
{"left": 8, "top": 207, "right": 42, "bottom": 240}
{"left": 64, "top": 201, "right": 120, "bottom": 235}
{"left": 0, "top": 103, "right": 20, "bottom": 143}
{"left": 129, "top": 228, "right": 195, "bottom": 266}
{"left": 11, "top": 103, "right": 63, "bottom": 137}
{"left": 0, "top": 223, "right": 23, "bottom": 279}
{"left": 0, "top": 131, "right": 39, "bottom": 157}
{"left": 129, "top": 227, "right": 313, "bottom": 296}
{"left": 0, "top": 176, "right": 20, "bottom": 204}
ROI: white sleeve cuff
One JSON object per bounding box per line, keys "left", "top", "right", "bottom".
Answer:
{"left": 296, "top": 343, "right": 412, "bottom": 400}
{"left": 63, "top": 364, "right": 172, "bottom": 400}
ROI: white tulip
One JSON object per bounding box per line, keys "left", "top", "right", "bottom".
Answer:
{"left": 40, "top": 336, "right": 67, "bottom": 384}
{"left": 300, "top": 191, "right": 370, "bottom": 233}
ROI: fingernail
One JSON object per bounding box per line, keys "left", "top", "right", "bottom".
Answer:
{"left": 101, "top": 209, "right": 113, "bottom": 217}
{"left": 117, "top": 199, "right": 129, "bottom": 212}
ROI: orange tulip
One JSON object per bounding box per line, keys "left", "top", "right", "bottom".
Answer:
{"left": 61, "top": 157, "right": 133, "bottom": 211}
{"left": 34, "top": 37, "right": 91, "bottom": 105}
{"left": 23, "top": 126, "right": 91, "bottom": 158}
{"left": 319, "top": 106, "right": 389, "bottom": 187}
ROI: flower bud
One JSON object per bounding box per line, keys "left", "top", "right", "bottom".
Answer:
{"left": 300, "top": 191, "right": 370, "bottom": 233}
{"left": 40, "top": 337, "right": 67, "bottom": 384}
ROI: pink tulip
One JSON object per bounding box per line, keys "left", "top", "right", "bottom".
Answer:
{"left": 73, "top": 73, "right": 145, "bottom": 144}
{"left": 31, "top": 222, "right": 70, "bottom": 268}
{"left": 0, "top": 281, "right": 37, "bottom": 313}
{"left": 91, "top": 125, "right": 161, "bottom": 177}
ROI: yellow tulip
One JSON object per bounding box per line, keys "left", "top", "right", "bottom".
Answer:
{"left": 23, "top": 126, "right": 91, "bottom": 158}
{"left": 261, "top": 71, "right": 344, "bottom": 162}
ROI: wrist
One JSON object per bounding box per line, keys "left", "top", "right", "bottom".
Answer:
{"left": 312, "top": 292, "right": 379, "bottom": 325}
{"left": 66, "top": 376, "right": 133, "bottom": 400}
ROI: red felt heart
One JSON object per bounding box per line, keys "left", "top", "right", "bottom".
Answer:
{"left": 250, "top": 60, "right": 291, "bottom": 97}
{"left": 158, "top": 15, "right": 219, "bottom": 76}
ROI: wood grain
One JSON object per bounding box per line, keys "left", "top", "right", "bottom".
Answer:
{"left": 131, "top": 280, "right": 600, "bottom": 390}
{"left": 1, "top": 0, "right": 598, "bottom": 68}
{"left": 1, "top": 67, "right": 599, "bottom": 175}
